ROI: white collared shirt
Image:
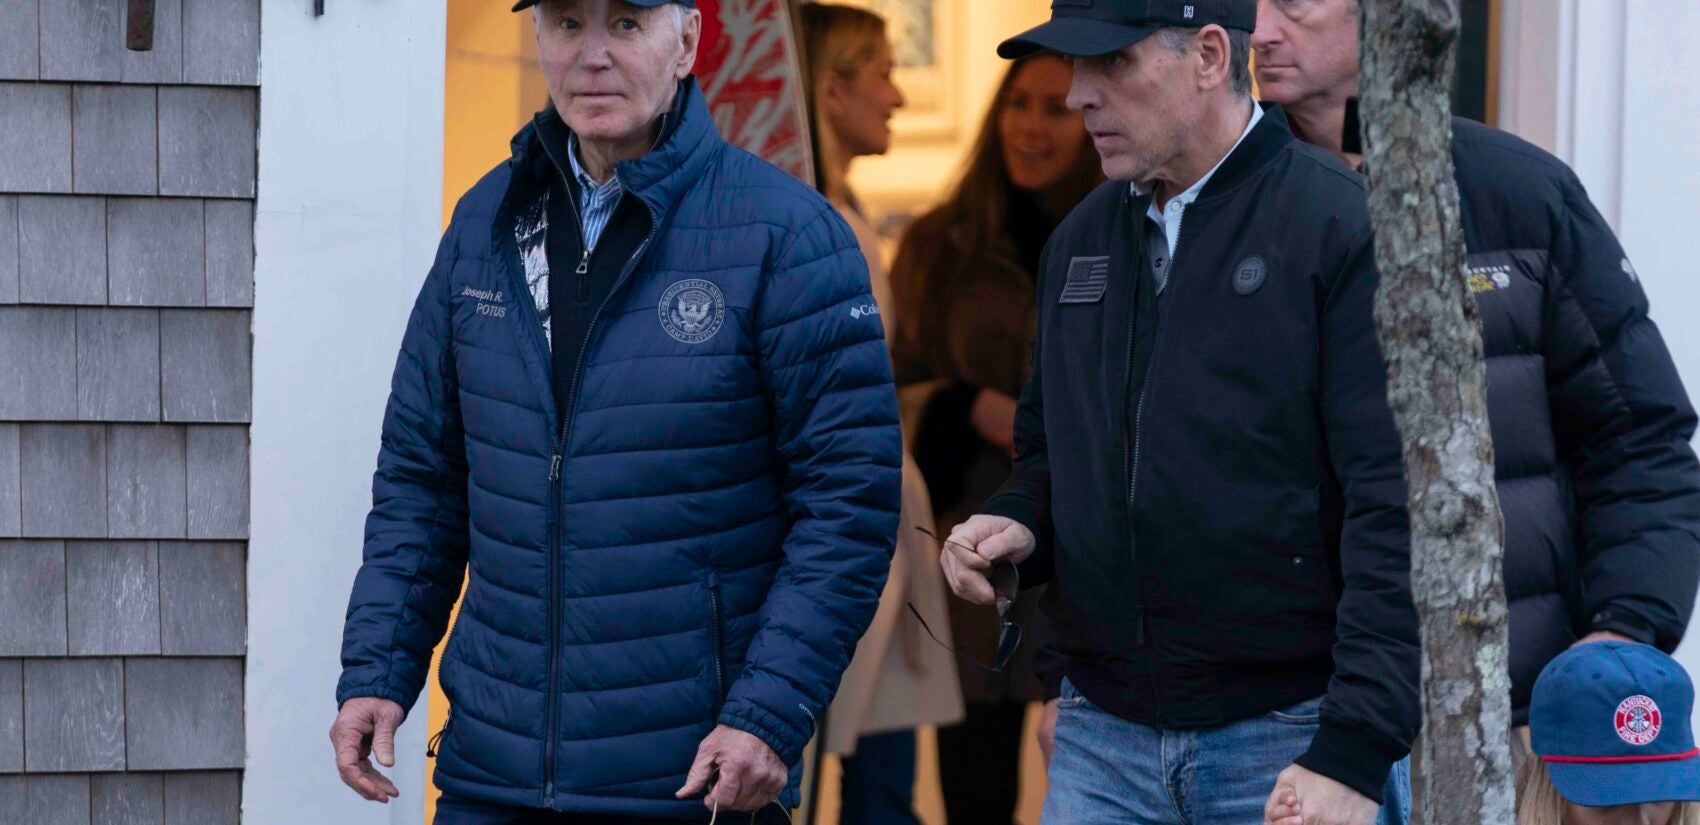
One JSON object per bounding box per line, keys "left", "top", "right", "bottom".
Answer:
{"left": 1131, "top": 102, "right": 1264, "bottom": 260}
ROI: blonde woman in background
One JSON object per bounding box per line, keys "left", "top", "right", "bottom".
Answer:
{"left": 799, "top": 5, "right": 964, "bottom": 824}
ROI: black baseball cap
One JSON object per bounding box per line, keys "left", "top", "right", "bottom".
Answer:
{"left": 512, "top": 0, "right": 695, "bottom": 12}
{"left": 998, "top": 0, "right": 1254, "bottom": 59}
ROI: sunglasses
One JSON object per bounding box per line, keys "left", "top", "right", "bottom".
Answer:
{"left": 908, "top": 526, "right": 1023, "bottom": 673}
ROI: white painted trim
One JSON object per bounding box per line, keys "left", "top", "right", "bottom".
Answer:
{"left": 1494, "top": 0, "right": 1562, "bottom": 154}
{"left": 246, "top": 3, "right": 446, "bottom": 823}
{"left": 1560, "top": 0, "right": 1626, "bottom": 229}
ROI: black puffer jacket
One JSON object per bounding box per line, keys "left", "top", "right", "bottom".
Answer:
{"left": 1451, "top": 117, "right": 1700, "bottom": 725}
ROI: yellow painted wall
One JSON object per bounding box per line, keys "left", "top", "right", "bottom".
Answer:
{"left": 428, "top": 4, "right": 545, "bottom": 823}
{"left": 431, "top": 3, "right": 1053, "bottom": 822}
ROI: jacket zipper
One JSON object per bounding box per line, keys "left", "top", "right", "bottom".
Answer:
{"left": 708, "top": 571, "right": 728, "bottom": 701}
{"left": 531, "top": 139, "right": 663, "bottom": 805}
{"left": 427, "top": 707, "right": 454, "bottom": 758}
{"left": 523, "top": 104, "right": 670, "bottom": 808}
{"left": 1127, "top": 205, "right": 1193, "bottom": 726}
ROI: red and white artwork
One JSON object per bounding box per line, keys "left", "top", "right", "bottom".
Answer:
{"left": 694, "top": 0, "right": 816, "bottom": 185}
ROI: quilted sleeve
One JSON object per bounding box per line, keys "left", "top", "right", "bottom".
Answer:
{"left": 334, "top": 225, "right": 471, "bottom": 719}
{"left": 1549, "top": 172, "right": 1700, "bottom": 651}
{"left": 718, "top": 207, "right": 903, "bottom": 764}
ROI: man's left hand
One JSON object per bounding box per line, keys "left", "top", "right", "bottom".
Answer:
{"left": 1573, "top": 629, "right": 1635, "bottom": 647}
{"left": 1263, "top": 764, "right": 1378, "bottom": 825}
{"left": 677, "top": 725, "right": 788, "bottom": 813}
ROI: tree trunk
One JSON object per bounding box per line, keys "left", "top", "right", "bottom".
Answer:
{"left": 1358, "top": 1, "right": 1515, "bottom": 823}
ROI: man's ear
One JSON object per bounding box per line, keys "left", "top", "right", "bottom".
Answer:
{"left": 1195, "top": 24, "right": 1232, "bottom": 92}
{"left": 676, "top": 10, "right": 703, "bottom": 80}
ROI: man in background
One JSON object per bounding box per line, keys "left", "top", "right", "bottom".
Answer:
{"left": 1254, "top": 0, "right": 1700, "bottom": 770}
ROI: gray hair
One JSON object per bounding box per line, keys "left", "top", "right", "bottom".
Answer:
{"left": 1155, "top": 27, "right": 1253, "bottom": 97}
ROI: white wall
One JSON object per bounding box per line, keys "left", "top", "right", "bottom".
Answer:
{"left": 1505, "top": 0, "right": 1700, "bottom": 726}
{"left": 247, "top": 3, "right": 447, "bottom": 823}
{"left": 1617, "top": 6, "right": 1700, "bottom": 713}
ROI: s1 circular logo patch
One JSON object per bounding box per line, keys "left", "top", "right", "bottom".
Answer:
{"left": 1233, "top": 256, "right": 1267, "bottom": 295}
{"left": 659, "top": 279, "right": 726, "bottom": 345}
{"left": 1615, "top": 694, "right": 1662, "bottom": 746}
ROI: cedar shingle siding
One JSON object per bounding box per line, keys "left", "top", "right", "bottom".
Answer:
{"left": 0, "top": 1, "right": 256, "bottom": 821}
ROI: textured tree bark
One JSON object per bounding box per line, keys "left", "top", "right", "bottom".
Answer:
{"left": 1358, "top": 1, "right": 1515, "bottom": 823}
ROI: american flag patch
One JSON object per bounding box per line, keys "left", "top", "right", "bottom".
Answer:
{"left": 1059, "top": 256, "right": 1110, "bottom": 304}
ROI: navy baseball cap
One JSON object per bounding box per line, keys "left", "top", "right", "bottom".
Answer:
{"left": 998, "top": 0, "right": 1254, "bottom": 60}
{"left": 512, "top": 0, "right": 695, "bottom": 12}
{"left": 1531, "top": 641, "right": 1700, "bottom": 807}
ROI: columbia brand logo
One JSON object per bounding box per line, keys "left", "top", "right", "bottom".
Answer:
{"left": 850, "top": 303, "right": 880, "bottom": 320}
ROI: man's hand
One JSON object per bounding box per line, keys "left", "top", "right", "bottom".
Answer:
{"left": 1038, "top": 698, "right": 1060, "bottom": 768}
{"left": 940, "top": 515, "right": 1036, "bottom": 604}
{"left": 329, "top": 697, "right": 405, "bottom": 803}
{"left": 1263, "top": 764, "right": 1378, "bottom": 825}
{"left": 1573, "top": 630, "right": 1635, "bottom": 648}
{"left": 677, "top": 725, "right": 787, "bottom": 813}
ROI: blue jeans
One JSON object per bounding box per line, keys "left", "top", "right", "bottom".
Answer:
{"left": 838, "top": 729, "right": 921, "bottom": 825}
{"left": 1043, "top": 679, "right": 1411, "bottom": 825}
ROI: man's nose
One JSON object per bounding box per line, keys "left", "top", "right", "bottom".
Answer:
{"left": 1066, "top": 72, "right": 1094, "bottom": 112}
{"left": 577, "top": 28, "right": 614, "bottom": 69}
{"left": 1251, "top": 1, "right": 1282, "bottom": 51}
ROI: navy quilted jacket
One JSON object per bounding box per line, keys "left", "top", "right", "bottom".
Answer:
{"left": 336, "top": 79, "right": 902, "bottom": 817}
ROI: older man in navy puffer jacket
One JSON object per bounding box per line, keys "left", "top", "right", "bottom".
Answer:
{"left": 328, "top": 1, "right": 901, "bottom": 822}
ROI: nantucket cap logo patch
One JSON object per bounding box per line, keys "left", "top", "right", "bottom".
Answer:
{"left": 1615, "top": 695, "right": 1662, "bottom": 746}
{"left": 659, "top": 279, "right": 726, "bottom": 345}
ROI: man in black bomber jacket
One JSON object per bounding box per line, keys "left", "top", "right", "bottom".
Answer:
{"left": 939, "top": 1, "right": 1418, "bottom": 823}
{"left": 1252, "top": 0, "right": 1700, "bottom": 773}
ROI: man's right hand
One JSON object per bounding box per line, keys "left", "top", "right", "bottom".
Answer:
{"left": 940, "top": 514, "right": 1036, "bottom": 604}
{"left": 330, "top": 696, "right": 405, "bottom": 803}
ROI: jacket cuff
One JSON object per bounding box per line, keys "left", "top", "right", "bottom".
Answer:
{"left": 979, "top": 493, "right": 1053, "bottom": 587}
{"left": 335, "top": 679, "right": 417, "bottom": 720}
{"left": 1587, "top": 604, "right": 1660, "bottom": 647}
{"left": 719, "top": 700, "right": 811, "bottom": 767}
{"left": 1293, "top": 717, "right": 1407, "bottom": 805}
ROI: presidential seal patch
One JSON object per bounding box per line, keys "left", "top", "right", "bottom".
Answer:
{"left": 659, "top": 279, "right": 726, "bottom": 345}
{"left": 1615, "top": 694, "right": 1662, "bottom": 746}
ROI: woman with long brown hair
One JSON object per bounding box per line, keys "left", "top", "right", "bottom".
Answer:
{"left": 888, "top": 52, "right": 1100, "bottom": 825}
{"left": 798, "top": 6, "right": 965, "bottom": 824}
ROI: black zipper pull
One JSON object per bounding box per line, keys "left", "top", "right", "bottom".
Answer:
{"left": 549, "top": 454, "right": 562, "bottom": 481}
{"left": 427, "top": 715, "right": 451, "bottom": 757}
{"left": 1132, "top": 606, "right": 1147, "bottom": 647}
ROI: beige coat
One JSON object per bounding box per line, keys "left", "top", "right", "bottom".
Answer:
{"left": 821, "top": 202, "right": 964, "bottom": 756}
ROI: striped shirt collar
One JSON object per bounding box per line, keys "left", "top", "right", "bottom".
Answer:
{"left": 566, "top": 132, "right": 625, "bottom": 202}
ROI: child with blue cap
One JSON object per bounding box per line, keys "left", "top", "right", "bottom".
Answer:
{"left": 1523, "top": 641, "right": 1700, "bottom": 824}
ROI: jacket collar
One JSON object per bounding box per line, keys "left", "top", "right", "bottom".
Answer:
{"left": 1122, "top": 100, "right": 1297, "bottom": 209}
{"left": 500, "top": 76, "right": 721, "bottom": 224}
